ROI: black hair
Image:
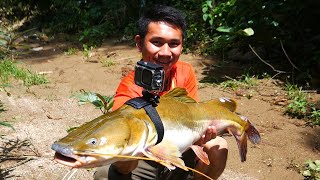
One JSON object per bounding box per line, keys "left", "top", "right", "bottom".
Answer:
{"left": 137, "top": 5, "right": 187, "bottom": 39}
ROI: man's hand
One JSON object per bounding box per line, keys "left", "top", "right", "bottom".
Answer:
{"left": 112, "top": 160, "right": 138, "bottom": 174}
{"left": 195, "top": 126, "right": 217, "bottom": 146}
{"left": 194, "top": 126, "right": 228, "bottom": 180}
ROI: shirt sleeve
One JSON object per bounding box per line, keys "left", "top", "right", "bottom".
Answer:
{"left": 183, "top": 64, "right": 199, "bottom": 102}
{"left": 112, "top": 71, "right": 143, "bottom": 111}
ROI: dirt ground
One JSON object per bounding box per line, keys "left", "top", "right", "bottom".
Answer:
{"left": 0, "top": 38, "right": 319, "bottom": 180}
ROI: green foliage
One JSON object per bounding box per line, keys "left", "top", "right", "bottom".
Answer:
{"left": 302, "top": 160, "right": 320, "bottom": 180}
{"left": 0, "top": 121, "right": 14, "bottom": 130}
{"left": 220, "top": 74, "right": 258, "bottom": 90}
{"left": 0, "top": 0, "right": 318, "bottom": 85}
{"left": 82, "top": 44, "right": 94, "bottom": 60}
{"left": 310, "top": 108, "right": 320, "bottom": 126}
{"left": 285, "top": 84, "right": 308, "bottom": 118}
{"left": 287, "top": 97, "right": 308, "bottom": 118}
{"left": 201, "top": 0, "right": 318, "bottom": 85}
{"left": 0, "top": 59, "right": 48, "bottom": 86}
{"left": 0, "top": 101, "right": 14, "bottom": 130}
{"left": 285, "top": 83, "right": 320, "bottom": 126}
{"left": 101, "top": 58, "right": 117, "bottom": 67}
{"left": 66, "top": 126, "right": 78, "bottom": 133}
{"left": 64, "top": 48, "right": 78, "bottom": 56}
{"left": 72, "top": 90, "right": 114, "bottom": 114}
{"left": 0, "top": 24, "right": 34, "bottom": 59}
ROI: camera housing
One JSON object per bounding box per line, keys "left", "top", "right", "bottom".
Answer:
{"left": 134, "top": 60, "right": 165, "bottom": 93}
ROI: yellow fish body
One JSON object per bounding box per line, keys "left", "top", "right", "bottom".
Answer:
{"left": 52, "top": 87, "right": 261, "bottom": 170}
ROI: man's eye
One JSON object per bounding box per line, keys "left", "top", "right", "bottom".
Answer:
{"left": 152, "top": 41, "right": 162, "bottom": 46}
{"left": 169, "top": 42, "right": 180, "bottom": 48}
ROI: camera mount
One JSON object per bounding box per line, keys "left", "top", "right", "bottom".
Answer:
{"left": 142, "top": 90, "right": 160, "bottom": 107}
{"left": 125, "top": 91, "right": 164, "bottom": 144}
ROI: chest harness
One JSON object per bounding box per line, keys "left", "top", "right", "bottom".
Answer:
{"left": 125, "top": 90, "right": 164, "bottom": 144}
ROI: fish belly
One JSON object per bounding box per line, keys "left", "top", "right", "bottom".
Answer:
{"left": 163, "top": 128, "right": 199, "bottom": 153}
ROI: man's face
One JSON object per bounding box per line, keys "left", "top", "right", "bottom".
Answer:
{"left": 135, "top": 21, "right": 183, "bottom": 75}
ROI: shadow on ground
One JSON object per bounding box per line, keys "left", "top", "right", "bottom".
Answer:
{"left": 0, "top": 138, "right": 39, "bottom": 179}
{"left": 301, "top": 127, "right": 320, "bottom": 152}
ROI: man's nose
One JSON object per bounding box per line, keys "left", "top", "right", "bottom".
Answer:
{"left": 158, "top": 43, "right": 172, "bottom": 56}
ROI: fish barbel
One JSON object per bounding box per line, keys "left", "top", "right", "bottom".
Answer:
{"left": 52, "top": 87, "right": 261, "bottom": 170}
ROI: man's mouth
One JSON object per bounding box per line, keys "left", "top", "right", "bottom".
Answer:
{"left": 155, "top": 59, "right": 173, "bottom": 65}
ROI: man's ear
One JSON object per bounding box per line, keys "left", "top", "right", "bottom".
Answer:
{"left": 135, "top": 35, "right": 142, "bottom": 52}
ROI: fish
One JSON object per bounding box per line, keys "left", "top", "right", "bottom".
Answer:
{"left": 51, "top": 87, "right": 261, "bottom": 171}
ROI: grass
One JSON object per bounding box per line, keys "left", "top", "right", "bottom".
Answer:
{"left": 285, "top": 83, "right": 320, "bottom": 126}
{"left": 64, "top": 47, "right": 78, "bottom": 56}
{"left": 310, "top": 108, "right": 320, "bottom": 126}
{"left": 302, "top": 160, "right": 320, "bottom": 179}
{"left": 100, "top": 58, "right": 116, "bottom": 67}
{"left": 82, "top": 44, "right": 94, "bottom": 60}
{"left": 0, "top": 59, "right": 48, "bottom": 86}
{"left": 285, "top": 84, "right": 308, "bottom": 118}
{"left": 0, "top": 101, "right": 14, "bottom": 130}
{"left": 219, "top": 74, "right": 258, "bottom": 99}
{"left": 220, "top": 74, "right": 258, "bottom": 90}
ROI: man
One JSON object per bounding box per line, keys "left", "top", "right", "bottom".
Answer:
{"left": 94, "top": 5, "right": 228, "bottom": 180}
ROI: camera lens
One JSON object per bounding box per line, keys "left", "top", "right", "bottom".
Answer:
{"left": 142, "top": 69, "right": 152, "bottom": 86}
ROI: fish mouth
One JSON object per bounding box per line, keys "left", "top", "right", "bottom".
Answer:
{"left": 52, "top": 143, "right": 95, "bottom": 168}
{"left": 54, "top": 152, "right": 83, "bottom": 168}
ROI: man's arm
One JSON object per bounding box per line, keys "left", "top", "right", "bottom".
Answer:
{"left": 112, "top": 72, "right": 143, "bottom": 111}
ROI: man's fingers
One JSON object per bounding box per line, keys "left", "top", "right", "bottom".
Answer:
{"left": 195, "top": 126, "right": 218, "bottom": 145}
{"left": 210, "top": 126, "right": 217, "bottom": 139}
{"left": 204, "top": 126, "right": 217, "bottom": 142}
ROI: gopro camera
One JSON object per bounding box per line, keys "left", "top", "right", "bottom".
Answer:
{"left": 134, "top": 60, "right": 165, "bottom": 93}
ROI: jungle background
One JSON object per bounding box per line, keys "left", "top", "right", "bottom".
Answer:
{"left": 0, "top": 0, "right": 319, "bottom": 179}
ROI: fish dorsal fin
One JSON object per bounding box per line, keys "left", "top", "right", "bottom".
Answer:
{"left": 162, "top": 87, "right": 196, "bottom": 103}
{"left": 205, "top": 97, "right": 237, "bottom": 112}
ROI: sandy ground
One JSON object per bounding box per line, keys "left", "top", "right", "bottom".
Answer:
{"left": 0, "top": 39, "right": 319, "bottom": 180}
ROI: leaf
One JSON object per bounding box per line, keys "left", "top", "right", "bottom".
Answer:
{"left": 206, "top": 0, "right": 213, "bottom": 8}
{"left": 202, "top": 7, "right": 208, "bottom": 13}
{"left": 0, "top": 121, "right": 14, "bottom": 130}
{"left": 209, "top": 19, "right": 213, "bottom": 26}
{"left": 203, "top": 14, "right": 208, "bottom": 21}
{"left": 72, "top": 90, "right": 114, "bottom": 113}
{"left": 271, "top": 21, "right": 279, "bottom": 27}
{"left": 303, "top": 170, "right": 311, "bottom": 176}
{"left": 216, "top": 26, "right": 233, "bottom": 33}
{"left": 237, "top": 28, "right": 254, "bottom": 36}
{"left": 67, "top": 126, "right": 78, "bottom": 133}
{"left": 72, "top": 91, "right": 100, "bottom": 105}
{"left": 242, "top": 28, "right": 254, "bottom": 36}
{"left": 308, "top": 161, "right": 317, "bottom": 170}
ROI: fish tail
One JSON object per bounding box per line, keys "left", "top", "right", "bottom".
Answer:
{"left": 232, "top": 116, "right": 261, "bottom": 162}
{"left": 240, "top": 116, "right": 261, "bottom": 144}
{"left": 233, "top": 132, "right": 247, "bottom": 162}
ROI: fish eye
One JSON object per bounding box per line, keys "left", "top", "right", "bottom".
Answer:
{"left": 86, "top": 138, "right": 98, "bottom": 145}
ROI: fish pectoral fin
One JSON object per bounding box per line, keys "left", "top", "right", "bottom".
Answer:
{"left": 142, "top": 141, "right": 188, "bottom": 171}
{"left": 191, "top": 145, "right": 210, "bottom": 165}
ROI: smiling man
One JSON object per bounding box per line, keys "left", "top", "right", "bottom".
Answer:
{"left": 94, "top": 4, "right": 228, "bottom": 180}
{"left": 111, "top": 5, "right": 199, "bottom": 111}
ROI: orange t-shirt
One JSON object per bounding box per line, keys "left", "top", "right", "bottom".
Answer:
{"left": 112, "top": 61, "right": 199, "bottom": 111}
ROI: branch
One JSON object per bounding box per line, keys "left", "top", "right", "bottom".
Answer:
{"left": 280, "top": 40, "right": 300, "bottom": 71}
{"left": 249, "top": 44, "right": 287, "bottom": 74}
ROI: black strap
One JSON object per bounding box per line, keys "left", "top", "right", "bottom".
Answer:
{"left": 125, "top": 97, "right": 164, "bottom": 144}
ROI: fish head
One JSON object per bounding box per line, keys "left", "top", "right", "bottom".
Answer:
{"left": 52, "top": 109, "right": 153, "bottom": 168}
